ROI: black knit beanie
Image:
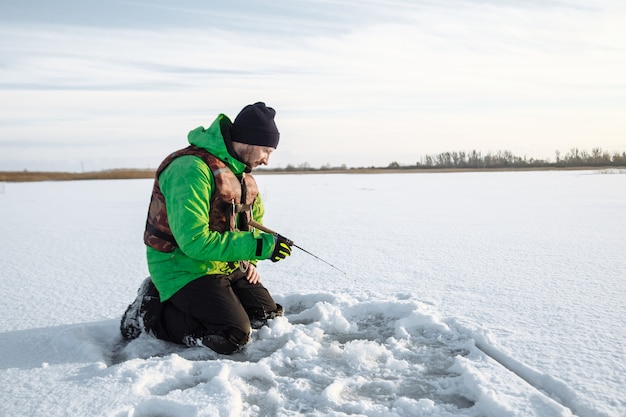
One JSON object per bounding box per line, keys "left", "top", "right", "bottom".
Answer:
{"left": 230, "top": 102, "right": 280, "bottom": 149}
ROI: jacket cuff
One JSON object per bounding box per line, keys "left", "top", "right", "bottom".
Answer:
{"left": 256, "top": 233, "right": 275, "bottom": 259}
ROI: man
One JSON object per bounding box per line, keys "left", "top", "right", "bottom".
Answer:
{"left": 120, "top": 102, "right": 292, "bottom": 354}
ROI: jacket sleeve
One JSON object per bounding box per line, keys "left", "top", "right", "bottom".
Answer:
{"left": 252, "top": 191, "right": 265, "bottom": 225}
{"left": 158, "top": 156, "right": 275, "bottom": 261}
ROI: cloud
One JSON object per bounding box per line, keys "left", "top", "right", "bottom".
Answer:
{"left": 1, "top": 0, "right": 625, "bottom": 170}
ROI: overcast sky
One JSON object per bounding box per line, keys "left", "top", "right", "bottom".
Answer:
{"left": 1, "top": 0, "right": 625, "bottom": 171}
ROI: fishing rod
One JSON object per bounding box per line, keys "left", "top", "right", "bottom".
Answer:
{"left": 248, "top": 220, "right": 347, "bottom": 275}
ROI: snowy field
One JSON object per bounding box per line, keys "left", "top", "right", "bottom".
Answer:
{"left": 0, "top": 169, "right": 624, "bottom": 417}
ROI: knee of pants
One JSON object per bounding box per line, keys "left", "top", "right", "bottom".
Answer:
{"left": 200, "top": 326, "right": 250, "bottom": 355}
{"left": 224, "top": 325, "right": 251, "bottom": 347}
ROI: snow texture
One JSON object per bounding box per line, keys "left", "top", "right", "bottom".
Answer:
{"left": 0, "top": 170, "right": 624, "bottom": 417}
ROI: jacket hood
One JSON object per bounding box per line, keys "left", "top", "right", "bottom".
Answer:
{"left": 187, "top": 114, "right": 248, "bottom": 175}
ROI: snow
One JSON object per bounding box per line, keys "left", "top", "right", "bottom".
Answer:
{"left": 0, "top": 170, "right": 624, "bottom": 417}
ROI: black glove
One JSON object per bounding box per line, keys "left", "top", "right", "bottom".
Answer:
{"left": 270, "top": 234, "right": 292, "bottom": 262}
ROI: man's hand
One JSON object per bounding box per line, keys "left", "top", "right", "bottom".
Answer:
{"left": 271, "top": 235, "right": 292, "bottom": 262}
{"left": 245, "top": 263, "right": 261, "bottom": 284}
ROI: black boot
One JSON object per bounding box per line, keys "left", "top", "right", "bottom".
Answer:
{"left": 120, "top": 277, "right": 162, "bottom": 340}
{"left": 250, "top": 303, "right": 284, "bottom": 329}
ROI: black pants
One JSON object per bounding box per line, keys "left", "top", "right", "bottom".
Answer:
{"left": 154, "top": 270, "right": 280, "bottom": 347}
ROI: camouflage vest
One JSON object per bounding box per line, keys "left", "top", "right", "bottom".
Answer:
{"left": 144, "top": 145, "right": 259, "bottom": 253}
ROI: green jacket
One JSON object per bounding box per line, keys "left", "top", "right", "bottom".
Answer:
{"left": 146, "top": 114, "right": 275, "bottom": 301}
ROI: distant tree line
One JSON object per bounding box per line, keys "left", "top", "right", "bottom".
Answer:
{"left": 401, "top": 147, "right": 626, "bottom": 170}
{"left": 4, "top": 148, "right": 624, "bottom": 181}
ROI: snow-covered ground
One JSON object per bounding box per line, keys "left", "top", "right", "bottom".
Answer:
{"left": 0, "top": 170, "right": 624, "bottom": 417}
